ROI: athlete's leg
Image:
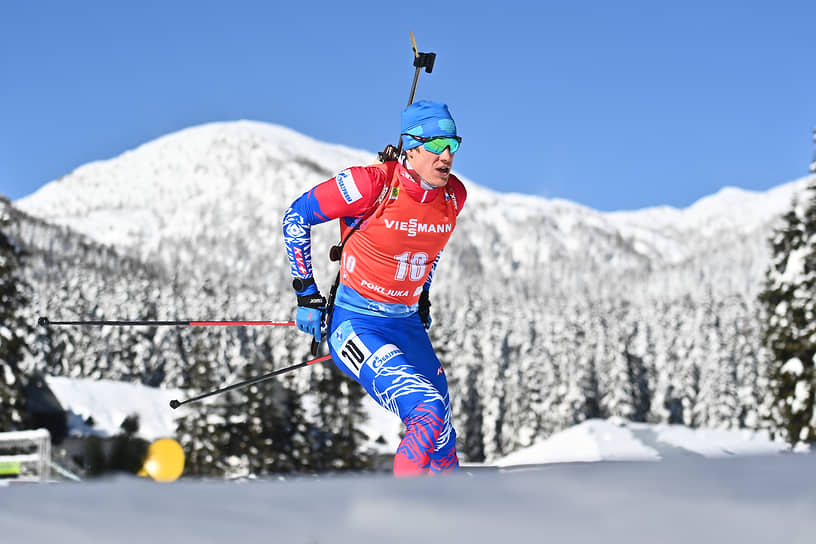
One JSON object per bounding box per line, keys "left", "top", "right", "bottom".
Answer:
{"left": 395, "top": 315, "right": 459, "bottom": 475}
{"left": 329, "top": 309, "right": 458, "bottom": 476}
{"left": 393, "top": 394, "right": 458, "bottom": 476}
{"left": 393, "top": 401, "right": 444, "bottom": 475}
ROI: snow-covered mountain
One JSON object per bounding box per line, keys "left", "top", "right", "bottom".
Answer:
{"left": 6, "top": 121, "right": 816, "bottom": 464}
{"left": 15, "top": 122, "right": 372, "bottom": 291}
{"left": 15, "top": 120, "right": 811, "bottom": 296}
{"left": 607, "top": 182, "right": 813, "bottom": 260}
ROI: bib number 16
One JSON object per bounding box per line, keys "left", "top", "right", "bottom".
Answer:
{"left": 393, "top": 251, "right": 428, "bottom": 281}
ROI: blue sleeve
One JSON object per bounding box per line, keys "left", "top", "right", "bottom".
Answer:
{"left": 283, "top": 188, "right": 331, "bottom": 295}
{"left": 423, "top": 252, "right": 443, "bottom": 291}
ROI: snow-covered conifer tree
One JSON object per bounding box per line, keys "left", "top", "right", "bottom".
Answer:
{"left": 759, "top": 181, "right": 816, "bottom": 447}
{"left": 0, "top": 200, "right": 31, "bottom": 431}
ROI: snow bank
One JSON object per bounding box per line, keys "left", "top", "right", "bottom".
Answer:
{"left": 494, "top": 417, "right": 790, "bottom": 466}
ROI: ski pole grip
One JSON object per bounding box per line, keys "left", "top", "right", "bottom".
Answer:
{"left": 310, "top": 338, "right": 320, "bottom": 356}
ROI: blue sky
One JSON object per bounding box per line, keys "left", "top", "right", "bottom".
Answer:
{"left": 1, "top": 0, "right": 814, "bottom": 211}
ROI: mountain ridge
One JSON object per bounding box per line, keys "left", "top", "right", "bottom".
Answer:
{"left": 14, "top": 120, "right": 812, "bottom": 294}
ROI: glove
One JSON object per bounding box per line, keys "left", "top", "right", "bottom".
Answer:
{"left": 296, "top": 292, "right": 327, "bottom": 342}
{"left": 418, "top": 289, "right": 432, "bottom": 330}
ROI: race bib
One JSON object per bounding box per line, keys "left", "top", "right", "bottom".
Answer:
{"left": 331, "top": 321, "right": 372, "bottom": 378}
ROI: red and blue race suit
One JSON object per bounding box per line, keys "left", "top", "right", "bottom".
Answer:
{"left": 283, "top": 161, "right": 467, "bottom": 475}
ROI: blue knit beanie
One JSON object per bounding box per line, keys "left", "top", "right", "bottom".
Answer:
{"left": 401, "top": 100, "right": 457, "bottom": 150}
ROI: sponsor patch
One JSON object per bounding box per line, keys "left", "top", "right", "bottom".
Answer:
{"left": 384, "top": 218, "right": 452, "bottom": 237}
{"left": 368, "top": 344, "right": 402, "bottom": 372}
{"left": 360, "top": 279, "right": 409, "bottom": 298}
{"left": 336, "top": 170, "right": 363, "bottom": 204}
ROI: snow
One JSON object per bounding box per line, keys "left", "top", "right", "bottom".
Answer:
{"left": 358, "top": 396, "right": 403, "bottom": 453}
{"left": 493, "top": 417, "right": 790, "bottom": 466}
{"left": 5, "top": 377, "right": 816, "bottom": 542}
{"left": 42, "top": 376, "right": 798, "bottom": 465}
{"left": 1, "top": 452, "right": 815, "bottom": 543}
{"left": 0, "top": 372, "right": 811, "bottom": 544}
{"left": 780, "top": 246, "right": 808, "bottom": 285}
{"left": 494, "top": 418, "right": 659, "bottom": 465}
{"left": 793, "top": 380, "right": 810, "bottom": 414}
{"left": 782, "top": 357, "right": 804, "bottom": 376}
{"left": 15, "top": 121, "right": 374, "bottom": 259}
{"left": 605, "top": 175, "right": 815, "bottom": 263}
{"left": 0, "top": 428, "right": 50, "bottom": 442}
{"left": 44, "top": 376, "right": 183, "bottom": 441}
{"left": 607, "top": 178, "right": 812, "bottom": 235}
{"left": 44, "top": 375, "right": 403, "bottom": 453}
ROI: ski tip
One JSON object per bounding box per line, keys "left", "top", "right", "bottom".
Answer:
{"left": 410, "top": 30, "right": 418, "bottom": 57}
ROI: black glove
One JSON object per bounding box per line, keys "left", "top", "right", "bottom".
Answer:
{"left": 418, "top": 289, "right": 432, "bottom": 330}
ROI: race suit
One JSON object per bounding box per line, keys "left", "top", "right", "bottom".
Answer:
{"left": 283, "top": 160, "right": 467, "bottom": 475}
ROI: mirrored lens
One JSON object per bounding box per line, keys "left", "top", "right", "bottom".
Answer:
{"left": 423, "top": 137, "right": 460, "bottom": 154}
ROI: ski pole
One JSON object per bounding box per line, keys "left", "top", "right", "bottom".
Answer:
{"left": 168, "top": 354, "right": 332, "bottom": 409}
{"left": 38, "top": 317, "right": 295, "bottom": 328}
{"left": 377, "top": 30, "right": 436, "bottom": 162}
{"left": 314, "top": 32, "right": 436, "bottom": 352}
{"left": 406, "top": 30, "right": 436, "bottom": 108}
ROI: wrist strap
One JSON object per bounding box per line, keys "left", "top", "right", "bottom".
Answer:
{"left": 292, "top": 277, "right": 316, "bottom": 292}
{"left": 297, "top": 293, "right": 326, "bottom": 308}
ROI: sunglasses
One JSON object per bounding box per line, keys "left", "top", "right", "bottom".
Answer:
{"left": 402, "top": 134, "right": 462, "bottom": 154}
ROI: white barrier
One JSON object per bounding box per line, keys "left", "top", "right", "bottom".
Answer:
{"left": 0, "top": 428, "right": 51, "bottom": 482}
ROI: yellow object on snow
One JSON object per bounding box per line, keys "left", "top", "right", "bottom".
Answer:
{"left": 138, "top": 438, "right": 185, "bottom": 482}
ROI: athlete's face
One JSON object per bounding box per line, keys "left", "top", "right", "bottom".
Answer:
{"left": 406, "top": 145, "right": 454, "bottom": 188}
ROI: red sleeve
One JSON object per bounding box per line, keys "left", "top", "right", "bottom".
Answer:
{"left": 311, "top": 166, "right": 387, "bottom": 220}
{"left": 448, "top": 175, "right": 468, "bottom": 215}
